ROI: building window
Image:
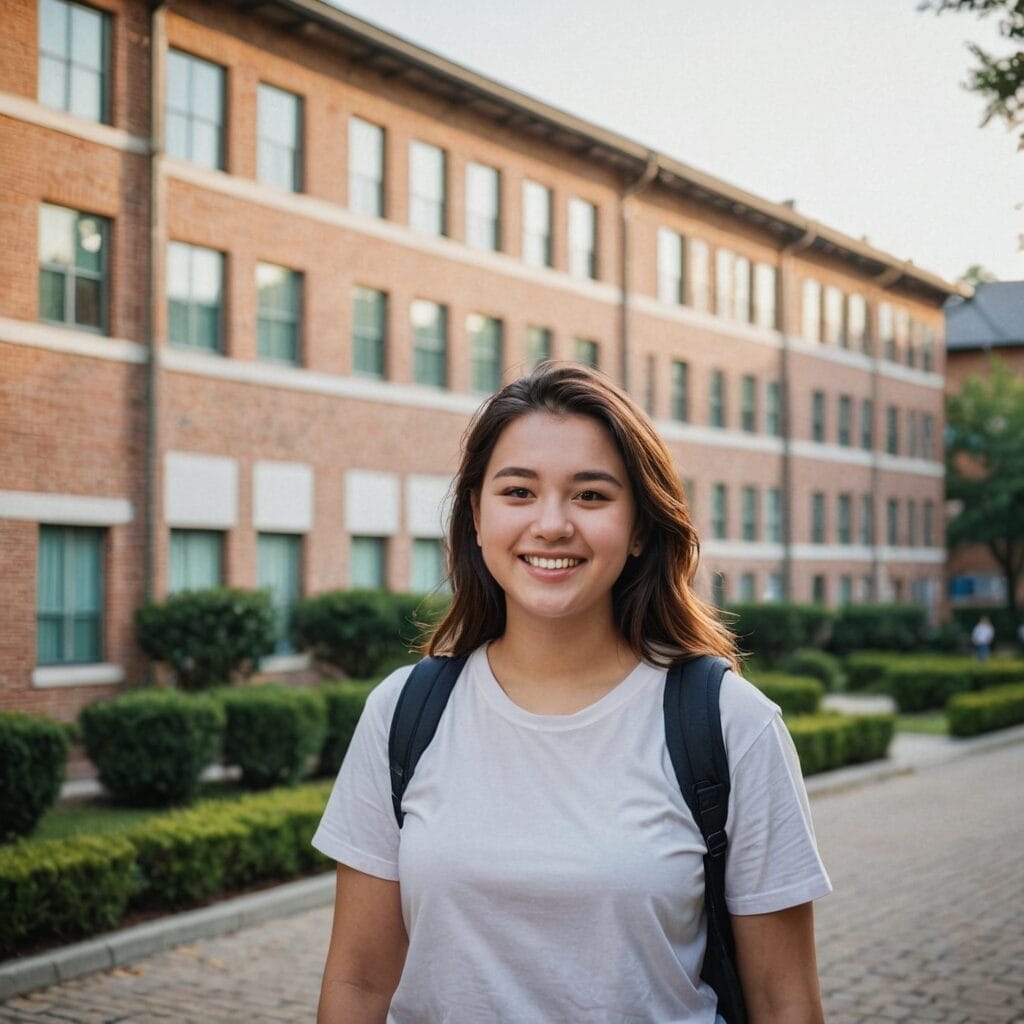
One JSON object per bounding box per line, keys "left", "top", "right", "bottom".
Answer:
{"left": 412, "top": 538, "right": 447, "bottom": 593}
{"left": 525, "top": 326, "right": 551, "bottom": 368}
{"left": 907, "top": 500, "right": 918, "bottom": 547}
{"left": 811, "top": 492, "right": 826, "bottom": 544}
{"left": 688, "top": 239, "right": 710, "bottom": 312}
{"left": 812, "top": 390, "right": 826, "bottom": 443}
{"left": 38, "top": 204, "right": 108, "bottom": 333}
{"left": 741, "top": 485, "right": 758, "bottom": 541}
{"left": 802, "top": 279, "right": 821, "bottom": 343}
{"left": 740, "top": 375, "right": 757, "bottom": 433}
{"left": 886, "top": 498, "right": 899, "bottom": 546}
{"left": 812, "top": 574, "right": 826, "bottom": 605}
{"left": 740, "top": 572, "right": 756, "bottom": 602}
{"left": 409, "top": 140, "right": 446, "bottom": 236}
{"left": 684, "top": 478, "right": 696, "bottom": 516}
{"left": 922, "top": 414, "right": 935, "bottom": 460}
{"left": 848, "top": 293, "right": 868, "bottom": 353}
{"left": 568, "top": 197, "right": 597, "bottom": 279}
{"left": 709, "top": 370, "right": 726, "bottom": 428}
{"left": 922, "top": 326, "right": 935, "bottom": 372}
{"left": 349, "top": 116, "right": 385, "bottom": 217}
{"left": 715, "top": 249, "right": 733, "bottom": 320}
{"left": 522, "top": 181, "right": 552, "bottom": 268}
{"left": 894, "top": 308, "right": 910, "bottom": 364}
{"left": 765, "top": 380, "right": 781, "bottom": 437}
{"left": 657, "top": 228, "right": 684, "bottom": 304}
{"left": 411, "top": 299, "right": 447, "bottom": 387}
{"left": 753, "top": 262, "right": 777, "bottom": 329}
{"left": 765, "top": 488, "right": 782, "bottom": 543}
{"left": 257, "top": 533, "right": 301, "bottom": 654}
{"left": 711, "top": 484, "right": 727, "bottom": 540}
{"left": 823, "top": 286, "right": 845, "bottom": 346}
{"left": 169, "top": 529, "right": 223, "bottom": 594}
{"left": 838, "top": 394, "right": 852, "bottom": 447}
{"left": 886, "top": 406, "right": 899, "bottom": 455}
{"left": 468, "top": 314, "right": 502, "bottom": 394}
{"left": 574, "top": 337, "right": 598, "bottom": 369}
{"left": 878, "top": 302, "right": 895, "bottom": 361}
{"left": 733, "top": 255, "right": 751, "bottom": 322}
{"left": 466, "top": 162, "right": 500, "bottom": 252}
{"left": 765, "top": 572, "right": 784, "bottom": 602}
{"left": 352, "top": 286, "right": 387, "bottom": 378}
{"left": 923, "top": 500, "right": 935, "bottom": 547}
{"left": 38, "top": 0, "right": 108, "bottom": 123}
{"left": 257, "top": 262, "right": 301, "bottom": 365}
{"left": 860, "top": 398, "right": 874, "bottom": 451}
{"left": 166, "top": 49, "right": 225, "bottom": 170}
{"left": 167, "top": 241, "right": 223, "bottom": 351}
{"left": 908, "top": 411, "right": 919, "bottom": 459}
{"left": 37, "top": 525, "right": 103, "bottom": 665}
{"left": 350, "top": 536, "right": 387, "bottom": 589}
{"left": 839, "top": 575, "right": 853, "bottom": 606}
{"left": 907, "top": 321, "right": 922, "bottom": 369}
{"left": 643, "top": 355, "right": 656, "bottom": 416}
{"left": 671, "top": 360, "right": 689, "bottom": 422}
{"left": 711, "top": 571, "right": 728, "bottom": 607}
{"left": 838, "top": 493, "right": 852, "bottom": 545}
{"left": 860, "top": 575, "right": 874, "bottom": 602}
{"left": 860, "top": 494, "right": 875, "bottom": 546}
{"left": 258, "top": 83, "right": 302, "bottom": 192}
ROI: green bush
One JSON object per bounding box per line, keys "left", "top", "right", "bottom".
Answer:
{"left": 778, "top": 648, "right": 844, "bottom": 692}
{"left": 884, "top": 658, "right": 1024, "bottom": 713}
{"left": 828, "top": 603, "right": 929, "bottom": 654}
{"left": 80, "top": 690, "right": 224, "bottom": 807}
{"left": 291, "top": 589, "right": 448, "bottom": 678}
{"left": 725, "top": 603, "right": 834, "bottom": 667}
{"left": 0, "top": 834, "right": 135, "bottom": 956}
{"left": 0, "top": 711, "right": 69, "bottom": 841}
{"left": 220, "top": 686, "right": 326, "bottom": 789}
{"left": 318, "top": 681, "right": 376, "bottom": 776}
{"left": 950, "top": 606, "right": 1020, "bottom": 647}
{"left": 748, "top": 672, "right": 824, "bottom": 715}
{"left": 843, "top": 651, "right": 903, "bottom": 692}
{"left": 787, "top": 713, "right": 895, "bottom": 775}
{"left": 947, "top": 684, "right": 1024, "bottom": 737}
{"left": 135, "top": 587, "right": 277, "bottom": 690}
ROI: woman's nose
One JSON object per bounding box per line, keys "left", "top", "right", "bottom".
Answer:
{"left": 530, "top": 497, "right": 573, "bottom": 540}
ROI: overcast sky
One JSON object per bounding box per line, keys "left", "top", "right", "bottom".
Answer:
{"left": 330, "top": 0, "right": 1023, "bottom": 284}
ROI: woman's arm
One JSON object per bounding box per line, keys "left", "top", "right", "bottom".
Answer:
{"left": 731, "top": 902, "right": 825, "bottom": 1024}
{"left": 317, "top": 864, "right": 408, "bottom": 1024}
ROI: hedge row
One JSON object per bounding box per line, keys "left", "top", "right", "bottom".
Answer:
{"left": 0, "top": 712, "right": 69, "bottom": 840}
{"left": 0, "top": 782, "right": 333, "bottom": 956}
{"left": 749, "top": 673, "right": 824, "bottom": 716}
{"left": 947, "top": 685, "right": 1024, "bottom": 738}
{"left": 787, "top": 713, "right": 896, "bottom": 775}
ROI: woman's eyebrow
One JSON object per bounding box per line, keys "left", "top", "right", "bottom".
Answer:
{"left": 491, "top": 466, "right": 623, "bottom": 489}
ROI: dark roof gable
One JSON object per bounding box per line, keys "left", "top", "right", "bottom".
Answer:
{"left": 945, "top": 282, "right": 1024, "bottom": 350}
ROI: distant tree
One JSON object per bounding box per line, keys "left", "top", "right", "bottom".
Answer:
{"left": 921, "top": 0, "right": 1024, "bottom": 149}
{"left": 959, "top": 262, "right": 1000, "bottom": 285}
{"left": 945, "top": 355, "right": 1024, "bottom": 616}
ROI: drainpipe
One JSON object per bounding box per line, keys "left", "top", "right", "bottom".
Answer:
{"left": 618, "top": 152, "right": 659, "bottom": 393}
{"left": 777, "top": 221, "right": 818, "bottom": 601}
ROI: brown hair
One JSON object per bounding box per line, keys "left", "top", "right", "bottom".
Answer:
{"left": 425, "top": 361, "right": 739, "bottom": 669}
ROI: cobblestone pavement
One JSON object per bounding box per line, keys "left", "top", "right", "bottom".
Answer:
{"left": 2, "top": 742, "right": 1022, "bottom": 1023}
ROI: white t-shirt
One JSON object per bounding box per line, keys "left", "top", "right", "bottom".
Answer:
{"left": 313, "top": 646, "right": 832, "bottom": 1023}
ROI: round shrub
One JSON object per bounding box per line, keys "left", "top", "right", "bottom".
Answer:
{"left": 80, "top": 690, "right": 224, "bottom": 807}
{"left": 779, "top": 648, "right": 844, "bottom": 692}
{"left": 748, "top": 672, "right": 824, "bottom": 716}
{"left": 220, "top": 685, "right": 326, "bottom": 789}
{"left": 725, "top": 603, "right": 834, "bottom": 667}
{"left": 0, "top": 711, "right": 69, "bottom": 841}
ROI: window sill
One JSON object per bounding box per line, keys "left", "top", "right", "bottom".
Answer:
{"left": 32, "top": 663, "right": 126, "bottom": 689}
{"left": 259, "top": 652, "right": 312, "bottom": 674}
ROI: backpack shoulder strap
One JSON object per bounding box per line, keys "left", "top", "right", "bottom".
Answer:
{"left": 664, "top": 655, "right": 747, "bottom": 1024}
{"left": 388, "top": 655, "right": 468, "bottom": 828}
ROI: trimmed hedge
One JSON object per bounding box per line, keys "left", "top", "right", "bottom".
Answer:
{"left": 749, "top": 673, "right": 824, "bottom": 716}
{"left": 842, "top": 651, "right": 899, "bottom": 693}
{"left": 828, "top": 603, "right": 929, "bottom": 654}
{"left": 135, "top": 587, "right": 277, "bottom": 690}
{"left": 725, "top": 603, "right": 833, "bottom": 667}
{"left": 947, "top": 684, "right": 1024, "bottom": 738}
{"left": 80, "top": 690, "right": 224, "bottom": 807}
{"left": 0, "top": 711, "right": 69, "bottom": 841}
{"left": 1, "top": 783, "right": 333, "bottom": 955}
{"left": 220, "top": 686, "right": 326, "bottom": 789}
{"left": 883, "top": 658, "right": 1024, "bottom": 712}
{"left": 778, "top": 649, "right": 843, "bottom": 692}
{"left": 787, "top": 713, "right": 895, "bottom": 775}
{"left": 318, "top": 681, "right": 376, "bottom": 776}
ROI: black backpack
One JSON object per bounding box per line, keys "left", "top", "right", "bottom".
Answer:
{"left": 387, "top": 653, "right": 747, "bottom": 1024}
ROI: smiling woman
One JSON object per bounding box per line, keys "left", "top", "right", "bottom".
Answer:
{"left": 313, "top": 362, "right": 831, "bottom": 1024}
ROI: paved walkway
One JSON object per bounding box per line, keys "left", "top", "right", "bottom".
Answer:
{"left": 2, "top": 736, "right": 1022, "bottom": 1023}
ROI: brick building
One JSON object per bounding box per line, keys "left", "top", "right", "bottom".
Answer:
{"left": 1, "top": 0, "right": 958, "bottom": 721}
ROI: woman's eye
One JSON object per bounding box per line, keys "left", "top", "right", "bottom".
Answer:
{"left": 577, "top": 490, "right": 608, "bottom": 502}
{"left": 502, "top": 487, "right": 532, "bottom": 499}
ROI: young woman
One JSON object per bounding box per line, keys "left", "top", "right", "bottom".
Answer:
{"left": 313, "top": 362, "right": 831, "bottom": 1023}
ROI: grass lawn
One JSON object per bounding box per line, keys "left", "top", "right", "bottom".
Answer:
{"left": 896, "top": 712, "right": 948, "bottom": 735}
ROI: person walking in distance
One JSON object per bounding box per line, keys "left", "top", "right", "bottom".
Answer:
{"left": 971, "top": 614, "right": 995, "bottom": 661}
{"left": 313, "top": 362, "right": 832, "bottom": 1023}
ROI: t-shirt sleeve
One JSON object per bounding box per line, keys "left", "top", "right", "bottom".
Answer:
{"left": 721, "top": 675, "right": 833, "bottom": 916}
{"left": 311, "top": 665, "right": 413, "bottom": 881}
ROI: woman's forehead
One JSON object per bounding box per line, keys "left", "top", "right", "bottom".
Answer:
{"left": 487, "top": 412, "right": 626, "bottom": 473}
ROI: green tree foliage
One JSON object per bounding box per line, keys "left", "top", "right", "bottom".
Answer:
{"left": 921, "top": 0, "right": 1024, "bottom": 148}
{"left": 945, "top": 355, "right": 1024, "bottom": 615}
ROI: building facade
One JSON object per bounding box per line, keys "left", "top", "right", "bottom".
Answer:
{"left": 1, "top": 0, "right": 956, "bottom": 720}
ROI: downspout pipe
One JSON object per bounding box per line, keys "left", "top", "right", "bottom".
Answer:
{"left": 777, "top": 221, "right": 818, "bottom": 602}
{"left": 618, "top": 152, "right": 659, "bottom": 393}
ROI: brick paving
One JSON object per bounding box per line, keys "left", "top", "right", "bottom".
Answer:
{"left": 1, "top": 741, "right": 1022, "bottom": 1023}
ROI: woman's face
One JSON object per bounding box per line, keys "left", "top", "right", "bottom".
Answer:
{"left": 471, "top": 411, "right": 639, "bottom": 633}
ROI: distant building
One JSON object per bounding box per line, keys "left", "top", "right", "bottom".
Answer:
{"left": 944, "top": 281, "right": 1024, "bottom": 610}
{"left": 1, "top": 0, "right": 957, "bottom": 720}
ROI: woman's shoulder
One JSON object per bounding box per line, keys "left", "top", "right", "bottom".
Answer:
{"left": 718, "top": 668, "right": 783, "bottom": 768}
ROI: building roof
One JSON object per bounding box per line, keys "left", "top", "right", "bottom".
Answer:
{"left": 235, "top": 0, "right": 964, "bottom": 304}
{"left": 945, "top": 281, "right": 1024, "bottom": 350}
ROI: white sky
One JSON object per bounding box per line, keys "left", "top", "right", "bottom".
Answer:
{"left": 330, "top": 0, "right": 1023, "bottom": 284}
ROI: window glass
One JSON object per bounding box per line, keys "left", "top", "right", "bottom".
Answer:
{"left": 860, "top": 398, "right": 874, "bottom": 450}
{"left": 878, "top": 302, "right": 895, "bottom": 360}
{"left": 886, "top": 406, "right": 899, "bottom": 455}
{"left": 765, "top": 488, "right": 782, "bottom": 543}
{"left": 740, "top": 573, "right": 756, "bottom": 602}
{"left": 466, "top": 163, "right": 500, "bottom": 251}
{"left": 741, "top": 485, "right": 758, "bottom": 541}
{"left": 733, "top": 255, "right": 750, "bottom": 323}
{"left": 688, "top": 239, "right": 710, "bottom": 312}
{"left": 848, "top": 293, "right": 868, "bottom": 352}
{"left": 257, "top": 533, "right": 301, "bottom": 654}
{"left": 811, "top": 493, "right": 826, "bottom": 544}
{"left": 838, "top": 493, "right": 852, "bottom": 544}
{"left": 350, "top": 536, "right": 386, "bottom": 589}
{"left": 802, "top": 279, "right": 821, "bottom": 343}
{"left": 765, "top": 380, "right": 781, "bottom": 437}
{"left": 923, "top": 500, "right": 935, "bottom": 547}
{"left": 37, "top": 525, "right": 103, "bottom": 665}
{"left": 169, "top": 530, "right": 223, "bottom": 594}
{"left": 657, "top": 228, "right": 683, "bottom": 304}
{"left": 812, "top": 575, "right": 826, "bottom": 605}
{"left": 839, "top": 576, "right": 853, "bottom": 606}
{"left": 522, "top": 181, "right": 552, "bottom": 268}
{"left": 838, "top": 395, "right": 852, "bottom": 447}
{"left": 39, "top": 0, "right": 107, "bottom": 123}
{"left": 860, "top": 494, "right": 875, "bottom": 546}
{"left": 409, "top": 141, "right": 446, "bottom": 235}
{"left": 823, "top": 286, "right": 845, "bottom": 346}
{"left": 568, "top": 197, "right": 597, "bottom": 279}
{"left": 753, "top": 262, "right": 777, "bottom": 329}
{"left": 38, "top": 204, "right": 108, "bottom": 332}
{"left": 886, "top": 498, "right": 899, "bottom": 546}
{"left": 715, "top": 249, "right": 733, "bottom": 319}
{"left": 167, "top": 50, "right": 225, "bottom": 169}
{"left": 671, "top": 360, "right": 689, "bottom": 422}
{"left": 712, "top": 484, "right": 727, "bottom": 540}
{"left": 257, "top": 262, "right": 301, "bottom": 364}
{"left": 573, "top": 337, "right": 598, "bottom": 369}
{"left": 709, "top": 370, "right": 725, "bottom": 428}
{"left": 353, "top": 286, "right": 387, "bottom": 378}
{"left": 525, "top": 326, "right": 551, "bottom": 369}
{"left": 411, "top": 299, "right": 447, "bottom": 387}
{"left": 468, "top": 314, "right": 502, "bottom": 394}
{"left": 740, "top": 375, "right": 756, "bottom": 433}
{"left": 349, "top": 117, "right": 385, "bottom": 217}
{"left": 258, "top": 83, "right": 302, "bottom": 192}
{"left": 167, "top": 241, "right": 224, "bottom": 351}
{"left": 812, "top": 390, "right": 826, "bottom": 443}
{"left": 411, "top": 538, "right": 448, "bottom": 593}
